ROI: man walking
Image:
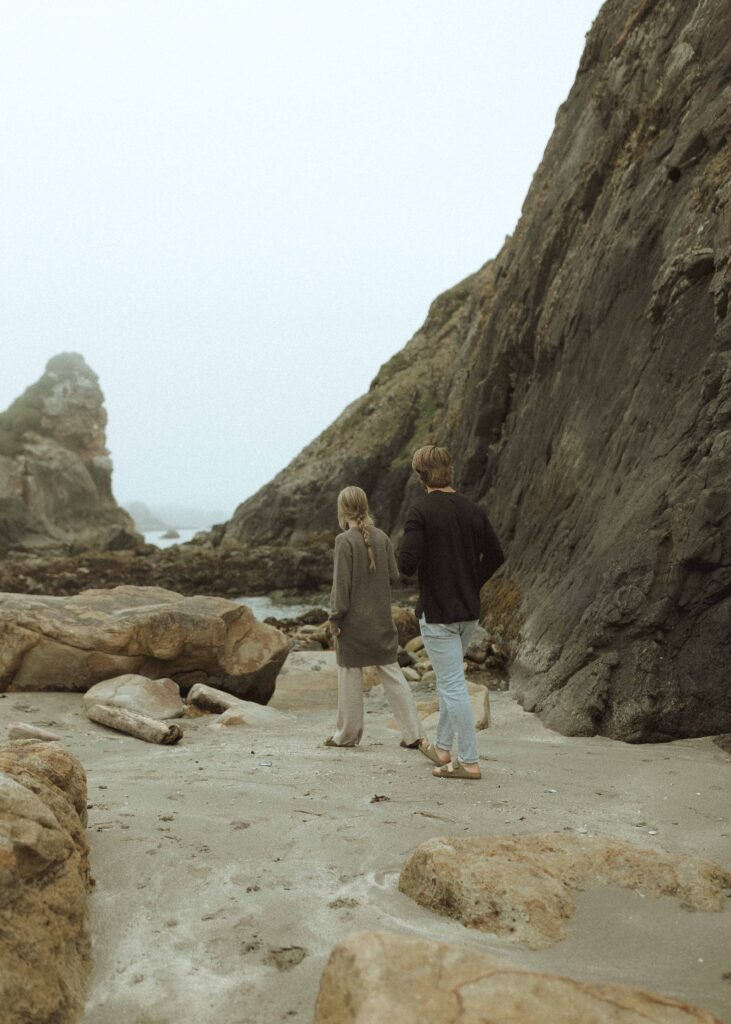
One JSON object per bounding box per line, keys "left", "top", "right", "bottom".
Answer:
{"left": 398, "top": 445, "right": 504, "bottom": 779}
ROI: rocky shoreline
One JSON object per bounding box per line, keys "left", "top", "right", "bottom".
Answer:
{"left": 0, "top": 538, "right": 334, "bottom": 600}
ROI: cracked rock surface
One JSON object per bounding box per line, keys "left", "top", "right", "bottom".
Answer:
{"left": 314, "top": 931, "right": 724, "bottom": 1024}
{"left": 214, "top": 0, "right": 731, "bottom": 741}
{"left": 0, "top": 740, "right": 91, "bottom": 1024}
{"left": 398, "top": 833, "right": 731, "bottom": 949}
{"left": 0, "top": 585, "right": 289, "bottom": 704}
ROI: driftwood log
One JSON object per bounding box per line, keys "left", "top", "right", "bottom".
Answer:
{"left": 7, "top": 722, "right": 61, "bottom": 742}
{"left": 86, "top": 703, "right": 182, "bottom": 744}
{"left": 186, "top": 682, "right": 241, "bottom": 714}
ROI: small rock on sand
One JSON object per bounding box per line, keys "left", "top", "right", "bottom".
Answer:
{"left": 83, "top": 675, "right": 184, "bottom": 720}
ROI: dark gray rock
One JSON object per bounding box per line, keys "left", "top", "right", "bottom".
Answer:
{"left": 212, "top": 0, "right": 730, "bottom": 741}
{"left": 712, "top": 734, "right": 731, "bottom": 756}
{"left": 397, "top": 648, "right": 416, "bottom": 668}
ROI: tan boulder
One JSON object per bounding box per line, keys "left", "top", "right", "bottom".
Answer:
{"left": 361, "top": 666, "right": 380, "bottom": 690}
{"left": 210, "top": 704, "right": 289, "bottom": 729}
{"left": 391, "top": 606, "right": 419, "bottom": 646}
{"left": 420, "top": 681, "right": 490, "bottom": 730}
{"left": 387, "top": 700, "right": 439, "bottom": 730}
{"left": 405, "top": 635, "right": 424, "bottom": 654}
{"left": 269, "top": 651, "right": 338, "bottom": 712}
{"left": 0, "top": 741, "right": 91, "bottom": 1024}
{"left": 314, "top": 931, "right": 722, "bottom": 1024}
{"left": 82, "top": 673, "right": 184, "bottom": 719}
{"left": 0, "top": 585, "right": 289, "bottom": 704}
{"left": 399, "top": 834, "right": 731, "bottom": 949}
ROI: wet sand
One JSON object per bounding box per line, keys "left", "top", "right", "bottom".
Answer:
{"left": 2, "top": 652, "right": 729, "bottom": 1024}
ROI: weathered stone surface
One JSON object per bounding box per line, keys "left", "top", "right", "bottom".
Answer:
{"left": 188, "top": 682, "right": 290, "bottom": 726}
{"left": 0, "top": 740, "right": 91, "bottom": 1024}
{"left": 208, "top": 1, "right": 731, "bottom": 742}
{"left": 361, "top": 666, "right": 380, "bottom": 691}
{"left": 314, "top": 931, "right": 723, "bottom": 1024}
{"left": 0, "top": 585, "right": 289, "bottom": 704}
{"left": 210, "top": 704, "right": 287, "bottom": 729}
{"left": 268, "top": 651, "right": 338, "bottom": 712}
{"left": 405, "top": 636, "right": 425, "bottom": 654}
{"left": 391, "top": 606, "right": 419, "bottom": 646}
{"left": 399, "top": 834, "right": 731, "bottom": 949}
{"left": 418, "top": 681, "right": 490, "bottom": 731}
{"left": 465, "top": 624, "right": 490, "bottom": 663}
{"left": 82, "top": 673, "right": 184, "bottom": 719}
{"left": 0, "top": 353, "right": 141, "bottom": 553}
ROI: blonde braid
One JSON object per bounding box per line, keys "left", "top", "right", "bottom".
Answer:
{"left": 356, "top": 513, "right": 376, "bottom": 572}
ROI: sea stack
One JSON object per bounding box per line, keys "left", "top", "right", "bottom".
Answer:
{"left": 0, "top": 353, "right": 140, "bottom": 552}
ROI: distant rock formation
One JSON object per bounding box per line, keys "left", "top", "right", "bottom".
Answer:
{"left": 124, "top": 500, "right": 170, "bottom": 532}
{"left": 0, "top": 353, "right": 140, "bottom": 552}
{"left": 217, "top": 0, "right": 731, "bottom": 741}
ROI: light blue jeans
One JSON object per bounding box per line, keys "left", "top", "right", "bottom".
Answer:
{"left": 419, "top": 616, "right": 479, "bottom": 764}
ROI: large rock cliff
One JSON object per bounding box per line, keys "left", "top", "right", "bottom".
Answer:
{"left": 221, "top": 0, "right": 731, "bottom": 741}
{"left": 0, "top": 354, "right": 139, "bottom": 552}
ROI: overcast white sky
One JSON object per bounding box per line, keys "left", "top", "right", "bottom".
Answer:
{"left": 1, "top": 0, "right": 603, "bottom": 521}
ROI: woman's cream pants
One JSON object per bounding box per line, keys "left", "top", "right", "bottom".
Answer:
{"left": 331, "top": 663, "right": 423, "bottom": 747}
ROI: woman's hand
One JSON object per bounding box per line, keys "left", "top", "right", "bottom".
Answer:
{"left": 329, "top": 622, "right": 341, "bottom": 637}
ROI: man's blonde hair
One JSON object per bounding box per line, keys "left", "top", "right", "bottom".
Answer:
{"left": 411, "top": 445, "right": 454, "bottom": 489}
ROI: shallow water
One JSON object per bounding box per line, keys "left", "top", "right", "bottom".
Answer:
{"left": 236, "top": 594, "right": 328, "bottom": 620}
{"left": 143, "top": 528, "right": 201, "bottom": 548}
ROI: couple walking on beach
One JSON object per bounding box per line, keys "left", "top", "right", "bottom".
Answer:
{"left": 325, "top": 445, "right": 504, "bottom": 781}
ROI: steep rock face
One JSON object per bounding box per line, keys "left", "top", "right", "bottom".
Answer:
{"left": 0, "top": 353, "right": 139, "bottom": 552}
{"left": 224, "top": 264, "right": 496, "bottom": 544}
{"left": 221, "top": 0, "right": 731, "bottom": 741}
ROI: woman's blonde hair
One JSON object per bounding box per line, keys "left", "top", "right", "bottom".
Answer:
{"left": 411, "top": 445, "right": 454, "bottom": 489}
{"left": 337, "top": 485, "right": 376, "bottom": 571}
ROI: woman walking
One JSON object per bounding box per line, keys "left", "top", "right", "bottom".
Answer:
{"left": 325, "top": 485, "right": 423, "bottom": 749}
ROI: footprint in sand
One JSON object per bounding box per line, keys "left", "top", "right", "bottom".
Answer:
{"left": 265, "top": 946, "right": 308, "bottom": 971}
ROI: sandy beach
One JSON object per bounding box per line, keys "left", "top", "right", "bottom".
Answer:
{"left": 2, "top": 652, "right": 729, "bottom": 1024}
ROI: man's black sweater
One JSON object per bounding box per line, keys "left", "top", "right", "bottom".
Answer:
{"left": 397, "top": 490, "right": 504, "bottom": 623}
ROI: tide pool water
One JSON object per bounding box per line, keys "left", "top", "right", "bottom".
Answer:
{"left": 143, "top": 528, "right": 202, "bottom": 548}
{"left": 236, "top": 594, "right": 328, "bottom": 621}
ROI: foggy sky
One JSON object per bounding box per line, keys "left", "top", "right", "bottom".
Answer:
{"left": 1, "top": 1, "right": 603, "bottom": 521}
